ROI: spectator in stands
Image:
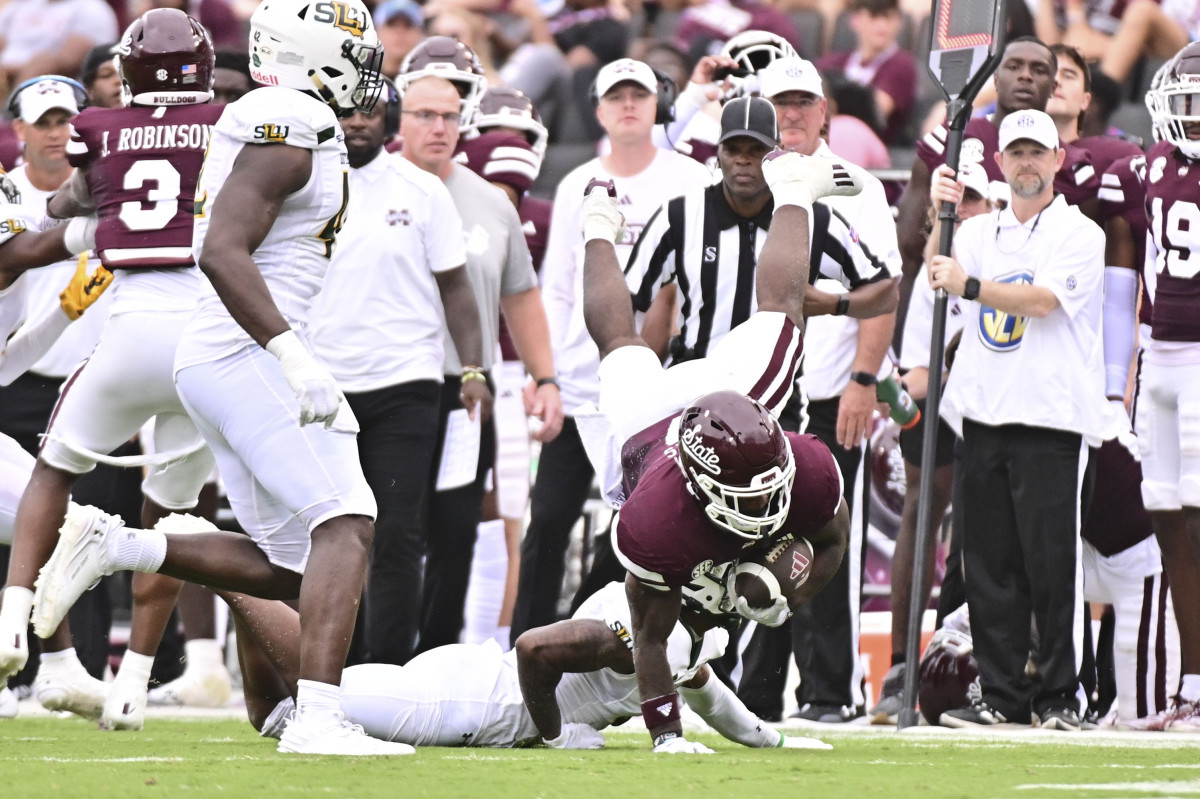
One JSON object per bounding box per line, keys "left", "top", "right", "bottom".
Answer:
{"left": 78, "top": 43, "right": 121, "bottom": 109}
{"left": 548, "top": 0, "right": 632, "bottom": 140}
{"left": 1097, "top": 0, "right": 1199, "bottom": 84}
{"left": 376, "top": 0, "right": 426, "bottom": 80}
{"left": 825, "top": 76, "right": 890, "bottom": 168}
{"left": 674, "top": 0, "right": 799, "bottom": 66}
{"left": 817, "top": 0, "right": 916, "bottom": 144}
{"left": 128, "top": 0, "right": 244, "bottom": 50}
{"left": 0, "top": 0, "right": 118, "bottom": 92}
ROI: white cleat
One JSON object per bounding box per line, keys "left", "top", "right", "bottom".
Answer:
{"left": 278, "top": 712, "right": 416, "bottom": 756}
{"left": 0, "top": 686, "right": 18, "bottom": 719}
{"left": 259, "top": 696, "right": 296, "bottom": 740}
{"left": 101, "top": 680, "right": 147, "bottom": 731}
{"left": 0, "top": 622, "right": 28, "bottom": 681}
{"left": 32, "top": 504, "right": 124, "bottom": 638}
{"left": 34, "top": 656, "right": 107, "bottom": 720}
{"left": 147, "top": 664, "right": 232, "bottom": 708}
{"left": 762, "top": 151, "right": 868, "bottom": 207}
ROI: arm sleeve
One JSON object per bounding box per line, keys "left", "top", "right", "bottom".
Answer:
{"left": 624, "top": 202, "right": 676, "bottom": 312}
{"left": 0, "top": 305, "right": 72, "bottom": 387}
{"left": 424, "top": 178, "right": 467, "bottom": 273}
{"left": 1103, "top": 266, "right": 1140, "bottom": 399}
{"left": 679, "top": 676, "right": 779, "bottom": 748}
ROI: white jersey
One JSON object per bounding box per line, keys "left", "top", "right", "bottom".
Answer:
{"left": 177, "top": 87, "right": 348, "bottom": 370}
{"left": 899, "top": 261, "right": 965, "bottom": 373}
{"left": 338, "top": 581, "right": 729, "bottom": 747}
{"left": 541, "top": 149, "right": 713, "bottom": 412}
{"left": 0, "top": 202, "right": 43, "bottom": 340}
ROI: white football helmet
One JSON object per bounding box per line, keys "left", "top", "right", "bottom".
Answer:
{"left": 395, "top": 36, "right": 487, "bottom": 128}
{"left": 721, "top": 30, "right": 798, "bottom": 74}
{"left": 1151, "top": 41, "right": 1200, "bottom": 157}
{"left": 249, "top": 0, "right": 385, "bottom": 118}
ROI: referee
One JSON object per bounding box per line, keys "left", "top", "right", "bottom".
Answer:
{"left": 932, "top": 110, "right": 1107, "bottom": 731}
{"left": 624, "top": 95, "right": 897, "bottom": 362}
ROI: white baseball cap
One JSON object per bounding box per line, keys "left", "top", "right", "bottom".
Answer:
{"left": 14, "top": 77, "right": 80, "bottom": 123}
{"left": 758, "top": 56, "right": 824, "bottom": 100}
{"left": 959, "top": 162, "right": 989, "bottom": 198}
{"left": 997, "top": 109, "right": 1059, "bottom": 151}
{"left": 595, "top": 58, "right": 657, "bottom": 98}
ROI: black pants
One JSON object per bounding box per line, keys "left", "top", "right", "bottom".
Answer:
{"left": 0, "top": 371, "right": 144, "bottom": 681}
{"left": 728, "top": 397, "right": 869, "bottom": 718}
{"left": 346, "top": 380, "right": 441, "bottom": 666}
{"left": 960, "top": 420, "right": 1091, "bottom": 721}
{"left": 416, "top": 374, "right": 496, "bottom": 654}
{"left": 510, "top": 417, "right": 595, "bottom": 642}
{"left": 936, "top": 436, "right": 968, "bottom": 626}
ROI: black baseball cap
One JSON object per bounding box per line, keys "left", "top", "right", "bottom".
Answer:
{"left": 718, "top": 96, "right": 780, "bottom": 149}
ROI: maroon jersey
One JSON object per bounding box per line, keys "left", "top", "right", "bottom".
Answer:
{"left": 67, "top": 103, "right": 224, "bottom": 269}
{"left": 1099, "top": 151, "right": 1153, "bottom": 327}
{"left": 917, "top": 115, "right": 1100, "bottom": 205}
{"left": 1081, "top": 439, "right": 1153, "bottom": 557}
{"left": 1144, "top": 139, "right": 1200, "bottom": 342}
{"left": 613, "top": 428, "right": 841, "bottom": 590}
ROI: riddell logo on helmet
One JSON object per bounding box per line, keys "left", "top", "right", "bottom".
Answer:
{"left": 680, "top": 424, "right": 721, "bottom": 474}
{"left": 251, "top": 69, "right": 280, "bottom": 86}
{"left": 312, "top": 1, "right": 366, "bottom": 37}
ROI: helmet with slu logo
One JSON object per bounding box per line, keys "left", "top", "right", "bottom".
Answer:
{"left": 674, "top": 390, "right": 795, "bottom": 542}
{"left": 396, "top": 36, "right": 487, "bottom": 128}
{"left": 249, "top": 0, "right": 385, "bottom": 117}
{"left": 117, "top": 8, "right": 215, "bottom": 106}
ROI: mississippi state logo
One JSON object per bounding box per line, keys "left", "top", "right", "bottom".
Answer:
{"left": 977, "top": 272, "right": 1033, "bottom": 352}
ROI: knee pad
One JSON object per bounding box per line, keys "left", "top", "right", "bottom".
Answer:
{"left": 141, "top": 447, "right": 216, "bottom": 511}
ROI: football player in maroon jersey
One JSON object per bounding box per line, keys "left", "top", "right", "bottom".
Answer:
{"left": 572, "top": 152, "right": 866, "bottom": 752}
{"left": 2, "top": 7, "right": 222, "bottom": 731}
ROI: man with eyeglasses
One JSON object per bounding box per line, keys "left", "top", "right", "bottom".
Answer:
{"left": 396, "top": 43, "right": 561, "bottom": 656}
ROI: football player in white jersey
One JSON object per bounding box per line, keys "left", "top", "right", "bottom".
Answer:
{"left": 217, "top": 580, "right": 831, "bottom": 751}
{"left": 31, "top": 0, "right": 411, "bottom": 757}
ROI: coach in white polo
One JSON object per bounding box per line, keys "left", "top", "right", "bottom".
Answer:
{"left": 930, "top": 108, "right": 1107, "bottom": 731}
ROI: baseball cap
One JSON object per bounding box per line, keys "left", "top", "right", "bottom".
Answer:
{"left": 14, "top": 77, "right": 80, "bottom": 123}
{"left": 718, "top": 96, "right": 779, "bottom": 149}
{"left": 959, "top": 162, "right": 988, "bottom": 198}
{"left": 595, "top": 59, "right": 657, "bottom": 98}
{"left": 997, "top": 109, "right": 1059, "bottom": 151}
{"left": 457, "top": 130, "right": 540, "bottom": 196}
{"left": 373, "top": 0, "right": 423, "bottom": 28}
{"left": 758, "top": 56, "right": 824, "bottom": 99}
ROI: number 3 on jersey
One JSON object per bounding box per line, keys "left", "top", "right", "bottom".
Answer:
{"left": 317, "top": 170, "right": 350, "bottom": 258}
{"left": 121, "top": 159, "right": 182, "bottom": 231}
{"left": 1152, "top": 196, "right": 1200, "bottom": 279}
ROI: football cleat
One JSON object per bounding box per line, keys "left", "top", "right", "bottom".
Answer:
{"left": 762, "top": 151, "right": 866, "bottom": 209}
{"left": 939, "top": 699, "right": 1021, "bottom": 728}
{"left": 147, "top": 663, "right": 232, "bottom": 708}
{"left": 0, "top": 686, "right": 17, "bottom": 719}
{"left": 582, "top": 179, "right": 625, "bottom": 244}
{"left": 790, "top": 703, "right": 861, "bottom": 724}
{"left": 34, "top": 655, "right": 107, "bottom": 720}
{"left": 869, "top": 663, "right": 905, "bottom": 725}
{"left": 101, "top": 680, "right": 148, "bottom": 731}
{"left": 1038, "top": 706, "right": 1082, "bottom": 732}
{"left": 260, "top": 696, "right": 297, "bottom": 740}
{"left": 32, "top": 504, "right": 125, "bottom": 639}
{"left": 1165, "top": 698, "right": 1200, "bottom": 732}
{"left": 278, "top": 711, "right": 416, "bottom": 755}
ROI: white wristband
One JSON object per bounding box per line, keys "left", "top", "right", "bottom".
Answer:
{"left": 62, "top": 215, "right": 97, "bottom": 255}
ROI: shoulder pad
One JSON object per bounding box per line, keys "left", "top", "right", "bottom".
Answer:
{"left": 216, "top": 87, "right": 342, "bottom": 150}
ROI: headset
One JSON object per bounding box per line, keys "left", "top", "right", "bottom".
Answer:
{"left": 589, "top": 66, "right": 678, "bottom": 127}
{"left": 6, "top": 75, "right": 89, "bottom": 121}
{"left": 383, "top": 82, "right": 400, "bottom": 139}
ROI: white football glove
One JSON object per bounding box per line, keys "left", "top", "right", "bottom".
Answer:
{"left": 582, "top": 178, "right": 626, "bottom": 243}
{"left": 0, "top": 170, "right": 19, "bottom": 204}
{"left": 266, "top": 330, "right": 343, "bottom": 428}
{"left": 544, "top": 723, "right": 605, "bottom": 750}
{"left": 779, "top": 733, "right": 833, "bottom": 750}
{"left": 735, "top": 593, "right": 791, "bottom": 627}
{"left": 762, "top": 151, "right": 865, "bottom": 210}
{"left": 653, "top": 736, "right": 714, "bottom": 754}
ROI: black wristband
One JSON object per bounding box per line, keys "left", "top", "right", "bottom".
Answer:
{"left": 536, "top": 376, "right": 558, "bottom": 388}
{"left": 963, "top": 276, "right": 982, "bottom": 301}
{"left": 834, "top": 295, "right": 850, "bottom": 316}
{"left": 849, "top": 370, "right": 877, "bottom": 387}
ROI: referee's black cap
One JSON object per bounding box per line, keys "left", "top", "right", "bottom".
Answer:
{"left": 717, "top": 96, "right": 779, "bottom": 149}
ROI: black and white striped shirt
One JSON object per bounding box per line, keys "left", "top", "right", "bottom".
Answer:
{"left": 624, "top": 182, "right": 889, "bottom": 360}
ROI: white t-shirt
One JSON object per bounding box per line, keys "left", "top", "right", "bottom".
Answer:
{"left": 899, "top": 261, "right": 964, "bottom": 374}
{"left": 541, "top": 148, "right": 714, "bottom": 412}
{"left": 801, "top": 141, "right": 901, "bottom": 401}
{"left": 0, "top": 0, "right": 117, "bottom": 70}
{"left": 178, "top": 87, "right": 347, "bottom": 371}
{"left": 942, "top": 195, "right": 1108, "bottom": 443}
{"left": 7, "top": 166, "right": 110, "bottom": 378}
{"left": 312, "top": 151, "right": 466, "bottom": 391}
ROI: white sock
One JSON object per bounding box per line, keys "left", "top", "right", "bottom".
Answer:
{"left": 0, "top": 586, "right": 33, "bottom": 630}
{"left": 110, "top": 527, "right": 167, "bottom": 573}
{"left": 296, "top": 679, "right": 341, "bottom": 725}
{"left": 40, "top": 646, "right": 79, "bottom": 667}
{"left": 116, "top": 650, "right": 155, "bottom": 686}
{"left": 1180, "top": 674, "right": 1200, "bottom": 703}
{"left": 183, "top": 639, "right": 224, "bottom": 670}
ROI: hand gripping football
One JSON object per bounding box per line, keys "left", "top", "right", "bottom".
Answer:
{"left": 733, "top": 534, "right": 814, "bottom": 610}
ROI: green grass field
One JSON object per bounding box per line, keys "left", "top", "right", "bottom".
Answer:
{"left": 4, "top": 716, "right": 1200, "bottom": 799}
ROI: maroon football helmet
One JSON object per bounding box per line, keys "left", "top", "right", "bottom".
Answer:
{"left": 473, "top": 86, "right": 548, "bottom": 158}
{"left": 918, "top": 627, "right": 981, "bottom": 725}
{"left": 396, "top": 35, "right": 486, "bottom": 127}
{"left": 116, "top": 8, "right": 215, "bottom": 107}
{"left": 457, "top": 130, "right": 539, "bottom": 195}
{"left": 674, "top": 390, "right": 795, "bottom": 542}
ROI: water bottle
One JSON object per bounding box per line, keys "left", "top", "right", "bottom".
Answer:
{"left": 876, "top": 375, "right": 921, "bottom": 430}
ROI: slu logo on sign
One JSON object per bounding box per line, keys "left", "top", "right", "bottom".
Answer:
{"left": 978, "top": 272, "right": 1033, "bottom": 352}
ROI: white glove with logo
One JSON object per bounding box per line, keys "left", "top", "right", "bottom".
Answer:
{"left": 582, "top": 178, "right": 626, "bottom": 243}
{"left": 266, "top": 330, "right": 343, "bottom": 428}
{"left": 735, "top": 593, "right": 792, "bottom": 627}
{"left": 653, "top": 736, "right": 714, "bottom": 754}
{"left": 544, "top": 723, "right": 605, "bottom": 750}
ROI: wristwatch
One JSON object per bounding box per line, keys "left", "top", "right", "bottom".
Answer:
{"left": 849, "top": 371, "right": 878, "bottom": 387}
{"left": 963, "top": 276, "right": 982, "bottom": 301}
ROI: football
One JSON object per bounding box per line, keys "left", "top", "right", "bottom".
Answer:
{"left": 734, "top": 534, "right": 815, "bottom": 610}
